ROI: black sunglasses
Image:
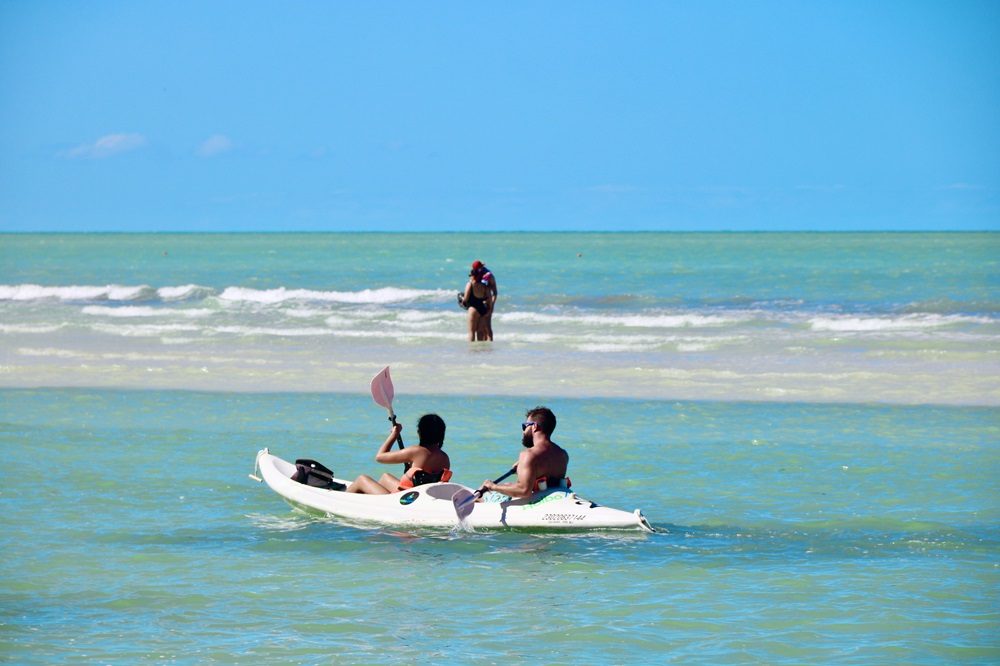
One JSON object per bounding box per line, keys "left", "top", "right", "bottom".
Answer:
{"left": 521, "top": 421, "right": 536, "bottom": 430}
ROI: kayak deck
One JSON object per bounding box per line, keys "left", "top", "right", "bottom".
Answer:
{"left": 252, "top": 449, "right": 654, "bottom": 532}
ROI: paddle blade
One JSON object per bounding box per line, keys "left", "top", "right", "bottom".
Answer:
{"left": 370, "top": 366, "right": 395, "bottom": 411}
{"left": 452, "top": 488, "right": 476, "bottom": 522}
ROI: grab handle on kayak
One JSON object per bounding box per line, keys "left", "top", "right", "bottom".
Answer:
{"left": 248, "top": 448, "right": 266, "bottom": 483}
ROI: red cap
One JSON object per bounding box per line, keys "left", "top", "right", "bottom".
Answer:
{"left": 471, "top": 260, "right": 484, "bottom": 271}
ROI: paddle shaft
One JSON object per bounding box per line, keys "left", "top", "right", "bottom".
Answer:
{"left": 387, "top": 413, "right": 404, "bottom": 450}
{"left": 459, "top": 466, "right": 517, "bottom": 509}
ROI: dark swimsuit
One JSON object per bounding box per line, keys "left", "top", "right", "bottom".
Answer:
{"left": 466, "top": 293, "right": 489, "bottom": 316}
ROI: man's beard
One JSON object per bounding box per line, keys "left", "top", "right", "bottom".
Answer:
{"left": 521, "top": 432, "right": 534, "bottom": 448}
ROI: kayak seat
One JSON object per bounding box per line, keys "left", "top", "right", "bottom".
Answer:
{"left": 292, "top": 459, "right": 347, "bottom": 491}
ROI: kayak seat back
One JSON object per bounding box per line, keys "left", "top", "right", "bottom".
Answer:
{"left": 292, "top": 459, "right": 347, "bottom": 491}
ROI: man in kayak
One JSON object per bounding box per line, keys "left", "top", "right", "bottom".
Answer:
{"left": 479, "top": 406, "right": 569, "bottom": 499}
{"left": 346, "top": 414, "right": 452, "bottom": 494}
{"left": 459, "top": 260, "right": 497, "bottom": 341}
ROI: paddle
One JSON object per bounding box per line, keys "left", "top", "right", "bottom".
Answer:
{"left": 452, "top": 466, "right": 517, "bottom": 521}
{"left": 370, "top": 366, "right": 404, "bottom": 451}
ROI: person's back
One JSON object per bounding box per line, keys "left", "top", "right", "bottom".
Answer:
{"left": 396, "top": 432, "right": 450, "bottom": 489}
{"left": 525, "top": 438, "right": 568, "bottom": 482}
{"left": 346, "top": 414, "right": 451, "bottom": 494}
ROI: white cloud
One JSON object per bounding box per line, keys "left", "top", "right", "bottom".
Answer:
{"left": 197, "top": 134, "right": 234, "bottom": 157}
{"left": 939, "top": 183, "right": 984, "bottom": 191}
{"left": 64, "top": 133, "right": 147, "bottom": 159}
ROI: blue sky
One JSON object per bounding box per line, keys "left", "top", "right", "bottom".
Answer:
{"left": 1, "top": 1, "right": 997, "bottom": 231}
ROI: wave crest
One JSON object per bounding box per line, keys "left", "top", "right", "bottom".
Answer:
{"left": 218, "top": 286, "right": 453, "bottom": 305}
{"left": 500, "top": 311, "right": 744, "bottom": 328}
{"left": 0, "top": 284, "right": 156, "bottom": 302}
{"left": 808, "top": 314, "right": 990, "bottom": 332}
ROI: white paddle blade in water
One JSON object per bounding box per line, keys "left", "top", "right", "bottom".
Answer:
{"left": 452, "top": 488, "right": 476, "bottom": 522}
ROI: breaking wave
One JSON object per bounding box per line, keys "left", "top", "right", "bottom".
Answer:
{"left": 0, "top": 284, "right": 157, "bottom": 301}
{"left": 808, "top": 313, "right": 992, "bottom": 332}
{"left": 218, "top": 286, "right": 453, "bottom": 305}
{"left": 0, "top": 283, "right": 454, "bottom": 306}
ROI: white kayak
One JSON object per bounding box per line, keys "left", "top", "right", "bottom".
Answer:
{"left": 252, "top": 449, "right": 654, "bottom": 532}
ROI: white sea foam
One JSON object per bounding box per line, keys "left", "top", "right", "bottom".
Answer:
{"left": 0, "top": 283, "right": 454, "bottom": 306}
{"left": 396, "top": 310, "right": 454, "bottom": 323}
{"left": 323, "top": 311, "right": 462, "bottom": 332}
{"left": 90, "top": 323, "right": 202, "bottom": 337}
{"left": 16, "top": 347, "right": 278, "bottom": 365}
{"left": 157, "top": 284, "right": 214, "bottom": 301}
{"left": 160, "top": 337, "right": 198, "bottom": 345}
{"left": 211, "top": 325, "right": 337, "bottom": 337}
{"left": 16, "top": 347, "right": 88, "bottom": 359}
{"left": 499, "top": 310, "right": 744, "bottom": 328}
{"left": 82, "top": 305, "right": 215, "bottom": 318}
{"left": 0, "top": 323, "right": 67, "bottom": 334}
{"left": 218, "top": 286, "right": 453, "bottom": 305}
{"left": 494, "top": 332, "right": 558, "bottom": 344}
{"left": 574, "top": 342, "right": 664, "bottom": 352}
{"left": 286, "top": 308, "right": 332, "bottom": 318}
{"left": 676, "top": 342, "right": 714, "bottom": 352}
{"left": 808, "top": 314, "right": 983, "bottom": 332}
{"left": 0, "top": 284, "right": 154, "bottom": 301}
{"left": 288, "top": 325, "right": 468, "bottom": 341}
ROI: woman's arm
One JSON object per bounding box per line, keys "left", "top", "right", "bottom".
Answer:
{"left": 373, "top": 424, "right": 413, "bottom": 464}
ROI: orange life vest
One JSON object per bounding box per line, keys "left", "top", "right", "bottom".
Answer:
{"left": 398, "top": 468, "right": 452, "bottom": 491}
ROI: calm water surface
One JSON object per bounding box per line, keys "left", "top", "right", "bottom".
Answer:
{"left": 1, "top": 389, "right": 996, "bottom": 664}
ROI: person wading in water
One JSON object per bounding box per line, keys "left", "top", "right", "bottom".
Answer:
{"left": 459, "top": 260, "right": 497, "bottom": 341}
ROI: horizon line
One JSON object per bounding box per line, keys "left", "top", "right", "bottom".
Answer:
{"left": 1, "top": 228, "right": 997, "bottom": 235}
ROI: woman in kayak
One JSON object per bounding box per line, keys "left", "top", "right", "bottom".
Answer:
{"left": 346, "top": 414, "right": 452, "bottom": 494}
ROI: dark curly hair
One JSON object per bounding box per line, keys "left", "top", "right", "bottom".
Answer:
{"left": 417, "top": 413, "right": 446, "bottom": 447}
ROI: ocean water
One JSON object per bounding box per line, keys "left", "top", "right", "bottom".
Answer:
{"left": 1, "top": 233, "right": 998, "bottom": 664}
{"left": 1, "top": 232, "right": 997, "bottom": 404}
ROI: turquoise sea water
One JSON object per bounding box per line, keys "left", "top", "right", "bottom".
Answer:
{"left": 1, "top": 232, "right": 998, "bottom": 404}
{"left": 1, "top": 389, "right": 996, "bottom": 664}
{"left": 1, "top": 233, "right": 998, "bottom": 663}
